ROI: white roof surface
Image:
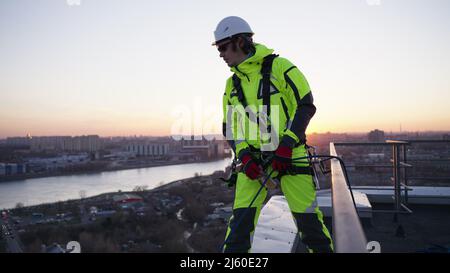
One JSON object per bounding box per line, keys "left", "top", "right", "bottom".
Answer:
{"left": 252, "top": 186, "right": 450, "bottom": 253}
{"left": 351, "top": 186, "right": 450, "bottom": 205}
{"left": 251, "top": 191, "right": 372, "bottom": 253}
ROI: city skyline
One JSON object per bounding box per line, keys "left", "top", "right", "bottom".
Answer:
{"left": 1, "top": 0, "right": 450, "bottom": 138}
{"left": 2, "top": 129, "right": 449, "bottom": 140}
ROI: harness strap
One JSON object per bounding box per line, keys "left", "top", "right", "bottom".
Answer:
{"left": 261, "top": 54, "right": 278, "bottom": 130}
{"left": 284, "top": 165, "right": 314, "bottom": 176}
{"left": 232, "top": 74, "right": 247, "bottom": 109}
{"left": 231, "top": 54, "right": 279, "bottom": 133}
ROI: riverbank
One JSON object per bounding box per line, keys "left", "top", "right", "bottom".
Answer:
{"left": 0, "top": 158, "right": 232, "bottom": 210}
{"left": 0, "top": 157, "right": 231, "bottom": 183}
{"left": 6, "top": 171, "right": 235, "bottom": 253}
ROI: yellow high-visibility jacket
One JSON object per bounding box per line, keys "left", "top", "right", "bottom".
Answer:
{"left": 222, "top": 43, "right": 316, "bottom": 158}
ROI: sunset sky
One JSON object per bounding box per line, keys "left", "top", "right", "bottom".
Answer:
{"left": 1, "top": 0, "right": 449, "bottom": 138}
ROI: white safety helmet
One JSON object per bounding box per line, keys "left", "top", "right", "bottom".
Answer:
{"left": 213, "top": 16, "right": 254, "bottom": 45}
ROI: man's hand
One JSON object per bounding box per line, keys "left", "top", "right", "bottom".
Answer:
{"left": 241, "top": 154, "right": 263, "bottom": 180}
{"left": 271, "top": 145, "right": 293, "bottom": 172}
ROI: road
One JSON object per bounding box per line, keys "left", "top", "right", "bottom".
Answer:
{"left": 1, "top": 217, "right": 23, "bottom": 253}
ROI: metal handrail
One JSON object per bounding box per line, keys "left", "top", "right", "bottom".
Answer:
{"left": 329, "top": 139, "right": 449, "bottom": 252}
{"left": 330, "top": 142, "right": 368, "bottom": 253}
{"left": 334, "top": 140, "right": 413, "bottom": 213}
{"left": 334, "top": 139, "right": 450, "bottom": 204}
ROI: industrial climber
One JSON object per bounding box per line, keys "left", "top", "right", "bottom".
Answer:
{"left": 214, "top": 16, "right": 333, "bottom": 253}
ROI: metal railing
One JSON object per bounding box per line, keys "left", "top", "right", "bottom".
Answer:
{"left": 330, "top": 142, "right": 368, "bottom": 253}
{"left": 334, "top": 141, "right": 413, "bottom": 215}
{"left": 398, "top": 140, "right": 450, "bottom": 187}
{"left": 334, "top": 139, "right": 450, "bottom": 213}
{"left": 329, "top": 139, "right": 450, "bottom": 252}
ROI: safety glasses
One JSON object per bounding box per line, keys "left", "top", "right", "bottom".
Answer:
{"left": 217, "top": 40, "right": 232, "bottom": 53}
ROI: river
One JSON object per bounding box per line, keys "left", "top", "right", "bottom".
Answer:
{"left": 0, "top": 158, "right": 231, "bottom": 209}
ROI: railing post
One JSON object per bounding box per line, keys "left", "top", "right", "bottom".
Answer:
{"left": 392, "top": 143, "right": 401, "bottom": 218}
{"left": 402, "top": 144, "right": 409, "bottom": 204}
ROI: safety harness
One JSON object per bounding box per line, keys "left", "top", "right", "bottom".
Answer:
{"left": 227, "top": 54, "right": 314, "bottom": 183}
{"left": 232, "top": 54, "right": 278, "bottom": 132}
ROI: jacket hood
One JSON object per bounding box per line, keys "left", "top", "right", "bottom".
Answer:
{"left": 230, "top": 43, "right": 274, "bottom": 77}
